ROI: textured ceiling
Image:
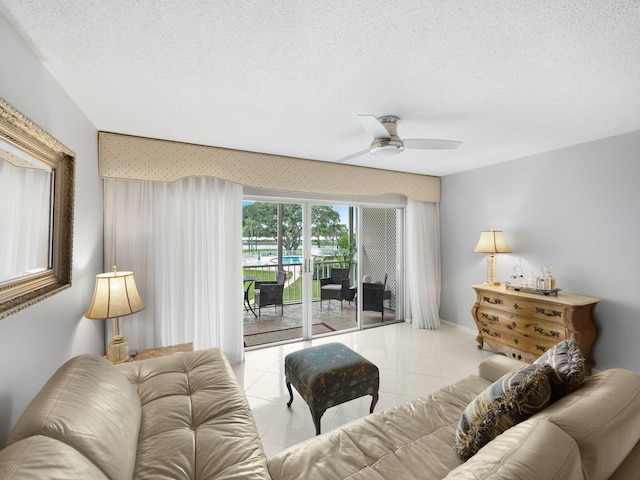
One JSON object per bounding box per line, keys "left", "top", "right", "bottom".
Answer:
{"left": 1, "top": 1, "right": 639, "bottom": 176}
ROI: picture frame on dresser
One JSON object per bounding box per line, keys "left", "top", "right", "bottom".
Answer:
{"left": 471, "top": 284, "right": 600, "bottom": 374}
{"left": 0, "top": 98, "right": 75, "bottom": 320}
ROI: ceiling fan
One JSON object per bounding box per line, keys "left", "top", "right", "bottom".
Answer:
{"left": 338, "top": 115, "right": 462, "bottom": 163}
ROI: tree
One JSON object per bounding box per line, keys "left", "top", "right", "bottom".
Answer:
{"left": 243, "top": 218, "right": 259, "bottom": 251}
{"left": 281, "top": 204, "right": 302, "bottom": 252}
{"left": 243, "top": 202, "right": 302, "bottom": 253}
{"left": 337, "top": 234, "right": 357, "bottom": 268}
{"left": 243, "top": 202, "right": 277, "bottom": 242}
{"left": 243, "top": 203, "right": 348, "bottom": 254}
{"left": 311, "top": 205, "right": 342, "bottom": 247}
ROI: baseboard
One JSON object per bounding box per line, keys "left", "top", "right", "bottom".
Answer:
{"left": 440, "top": 319, "right": 477, "bottom": 336}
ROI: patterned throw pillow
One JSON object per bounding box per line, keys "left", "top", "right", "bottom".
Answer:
{"left": 533, "top": 338, "right": 585, "bottom": 400}
{"left": 454, "top": 363, "right": 553, "bottom": 460}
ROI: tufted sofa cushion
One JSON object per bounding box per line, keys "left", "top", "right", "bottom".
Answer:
{"left": 116, "top": 349, "right": 270, "bottom": 479}
{"left": 2, "top": 354, "right": 141, "bottom": 479}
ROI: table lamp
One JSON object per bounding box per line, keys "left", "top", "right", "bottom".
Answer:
{"left": 473, "top": 230, "right": 512, "bottom": 285}
{"left": 85, "top": 266, "right": 145, "bottom": 363}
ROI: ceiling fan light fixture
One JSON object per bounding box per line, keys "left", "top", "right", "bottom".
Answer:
{"left": 370, "top": 137, "right": 404, "bottom": 156}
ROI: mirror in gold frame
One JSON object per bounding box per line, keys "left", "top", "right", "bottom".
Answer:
{"left": 0, "top": 98, "right": 75, "bottom": 320}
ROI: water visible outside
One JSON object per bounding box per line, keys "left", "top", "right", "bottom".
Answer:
{"left": 242, "top": 247, "right": 326, "bottom": 266}
{"left": 279, "top": 256, "right": 302, "bottom": 264}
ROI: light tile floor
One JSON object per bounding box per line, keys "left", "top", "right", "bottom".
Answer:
{"left": 231, "top": 321, "right": 495, "bottom": 458}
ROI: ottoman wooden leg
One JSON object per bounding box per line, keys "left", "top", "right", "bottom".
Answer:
{"left": 286, "top": 380, "right": 294, "bottom": 407}
{"left": 370, "top": 392, "right": 379, "bottom": 414}
{"left": 311, "top": 408, "right": 326, "bottom": 435}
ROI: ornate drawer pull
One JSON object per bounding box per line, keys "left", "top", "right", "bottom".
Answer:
{"left": 513, "top": 303, "right": 519, "bottom": 310}
{"left": 481, "top": 312, "right": 499, "bottom": 322}
{"left": 483, "top": 296, "right": 503, "bottom": 305}
{"left": 536, "top": 345, "right": 547, "bottom": 352}
{"left": 533, "top": 326, "right": 562, "bottom": 338}
{"left": 535, "top": 307, "right": 562, "bottom": 317}
{"left": 481, "top": 328, "right": 501, "bottom": 338}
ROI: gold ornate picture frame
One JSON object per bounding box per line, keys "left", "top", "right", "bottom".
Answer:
{"left": 0, "top": 98, "right": 75, "bottom": 319}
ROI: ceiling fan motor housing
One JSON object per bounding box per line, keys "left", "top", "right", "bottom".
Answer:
{"left": 370, "top": 115, "right": 404, "bottom": 156}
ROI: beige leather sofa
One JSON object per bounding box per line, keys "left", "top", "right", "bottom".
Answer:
{"left": 268, "top": 355, "right": 640, "bottom": 480}
{"left": 0, "top": 349, "right": 271, "bottom": 479}
{"left": 2, "top": 348, "right": 640, "bottom": 480}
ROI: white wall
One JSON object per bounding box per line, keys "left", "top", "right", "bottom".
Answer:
{"left": 0, "top": 13, "right": 104, "bottom": 443}
{"left": 440, "top": 130, "right": 640, "bottom": 373}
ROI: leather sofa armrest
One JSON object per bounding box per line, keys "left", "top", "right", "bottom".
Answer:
{"left": 477, "top": 355, "right": 528, "bottom": 382}
{"left": 610, "top": 438, "right": 640, "bottom": 480}
{"left": 444, "top": 419, "right": 583, "bottom": 480}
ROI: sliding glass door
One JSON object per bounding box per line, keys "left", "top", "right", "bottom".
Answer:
{"left": 242, "top": 198, "right": 402, "bottom": 348}
{"left": 360, "top": 207, "right": 401, "bottom": 326}
{"left": 242, "top": 200, "right": 359, "bottom": 347}
{"left": 242, "top": 201, "right": 305, "bottom": 348}
{"left": 311, "top": 204, "right": 358, "bottom": 338}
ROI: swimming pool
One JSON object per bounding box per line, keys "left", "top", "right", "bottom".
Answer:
{"left": 282, "top": 255, "right": 303, "bottom": 264}
{"left": 271, "top": 255, "right": 303, "bottom": 264}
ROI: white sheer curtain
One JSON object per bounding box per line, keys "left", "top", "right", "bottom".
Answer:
{"left": 405, "top": 199, "right": 441, "bottom": 329}
{"left": 103, "top": 176, "right": 244, "bottom": 363}
{"left": 0, "top": 160, "right": 51, "bottom": 282}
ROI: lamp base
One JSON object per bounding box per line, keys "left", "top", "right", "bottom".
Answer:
{"left": 485, "top": 254, "right": 498, "bottom": 285}
{"left": 107, "top": 338, "right": 130, "bottom": 364}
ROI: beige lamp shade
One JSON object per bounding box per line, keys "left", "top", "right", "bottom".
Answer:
{"left": 473, "top": 230, "right": 511, "bottom": 285}
{"left": 86, "top": 268, "right": 144, "bottom": 364}
{"left": 473, "top": 230, "right": 512, "bottom": 254}
{"left": 85, "top": 269, "right": 144, "bottom": 319}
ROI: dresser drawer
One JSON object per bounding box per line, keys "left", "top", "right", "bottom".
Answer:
{"left": 478, "top": 324, "right": 560, "bottom": 361}
{"left": 478, "top": 292, "right": 566, "bottom": 325}
{"left": 472, "top": 285, "right": 600, "bottom": 374}
{"left": 477, "top": 307, "right": 567, "bottom": 341}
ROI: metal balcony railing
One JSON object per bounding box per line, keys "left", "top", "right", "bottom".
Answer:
{"left": 243, "top": 259, "right": 356, "bottom": 304}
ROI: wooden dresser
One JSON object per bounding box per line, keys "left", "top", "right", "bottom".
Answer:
{"left": 471, "top": 284, "right": 600, "bottom": 374}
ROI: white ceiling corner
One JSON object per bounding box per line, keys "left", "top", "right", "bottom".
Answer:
{"left": 1, "top": 0, "right": 639, "bottom": 176}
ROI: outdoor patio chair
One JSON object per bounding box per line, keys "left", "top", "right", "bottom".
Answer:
{"left": 362, "top": 273, "right": 392, "bottom": 321}
{"left": 320, "top": 268, "right": 350, "bottom": 309}
{"left": 254, "top": 271, "right": 286, "bottom": 318}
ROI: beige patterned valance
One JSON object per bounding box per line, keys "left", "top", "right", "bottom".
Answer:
{"left": 98, "top": 132, "right": 440, "bottom": 202}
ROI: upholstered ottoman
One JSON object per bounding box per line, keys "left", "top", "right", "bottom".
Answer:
{"left": 285, "top": 342, "right": 379, "bottom": 435}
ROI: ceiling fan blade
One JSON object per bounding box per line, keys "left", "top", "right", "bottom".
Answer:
{"left": 357, "top": 115, "right": 391, "bottom": 139}
{"left": 337, "top": 149, "right": 370, "bottom": 163}
{"left": 404, "top": 139, "right": 462, "bottom": 150}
